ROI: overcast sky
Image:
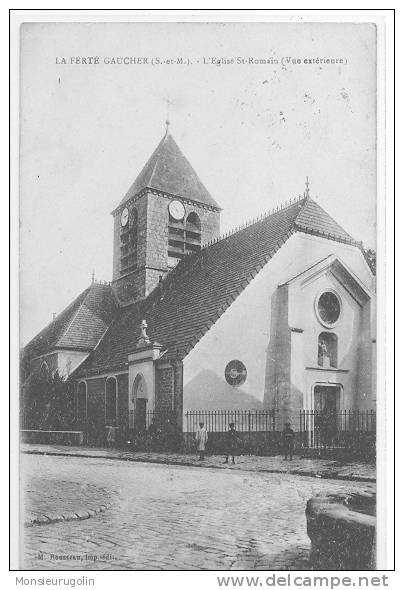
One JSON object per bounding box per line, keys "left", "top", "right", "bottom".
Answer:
{"left": 20, "top": 21, "right": 376, "bottom": 346}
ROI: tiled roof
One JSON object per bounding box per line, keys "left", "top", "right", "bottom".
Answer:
{"left": 75, "top": 198, "right": 304, "bottom": 376}
{"left": 119, "top": 132, "right": 220, "bottom": 210}
{"left": 23, "top": 283, "right": 118, "bottom": 362}
{"left": 294, "top": 197, "right": 353, "bottom": 241}
{"left": 29, "top": 195, "right": 368, "bottom": 378}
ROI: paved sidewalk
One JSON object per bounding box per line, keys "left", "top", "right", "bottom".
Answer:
{"left": 21, "top": 444, "right": 375, "bottom": 482}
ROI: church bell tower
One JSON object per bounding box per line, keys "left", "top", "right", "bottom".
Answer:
{"left": 111, "top": 123, "right": 221, "bottom": 304}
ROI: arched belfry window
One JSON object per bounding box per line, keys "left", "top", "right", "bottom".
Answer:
{"left": 168, "top": 204, "right": 202, "bottom": 265}
{"left": 77, "top": 381, "right": 87, "bottom": 424}
{"left": 105, "top": 377, "right": 118, "bottom": 426}
{"left": 318, "top": 332, "right": 338, "bottom": 368}
{"left": 168, "top": 206, "right": 186, "bottom": 264}
{"left": 185, "top": 212, "right": 202, "bottom": 254}
{"left": 120, "top": 207, "right": 138, "bottom": 276}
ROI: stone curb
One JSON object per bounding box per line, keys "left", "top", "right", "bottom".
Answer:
{"left": 22, "top": 449, "right": 375, "bottom": 483}
{"left": 24, "top": 501, "right": 112, "bottom": 528}
{"left": 306, "top": 491, "right": 376, "bottom": 570}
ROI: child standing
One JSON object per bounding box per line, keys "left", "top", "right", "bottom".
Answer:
{"left": 282, "top": 422, "right": 295, "bottom": 460}
{"left": 195, "top": 421, "right": 208, "bottom": 460}
{"left": 224, "top": 422, "right": 240, "bottom": 464}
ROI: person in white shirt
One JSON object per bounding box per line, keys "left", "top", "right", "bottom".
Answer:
{"left": 195, "top": 422, "right": 208, "bottom": 461}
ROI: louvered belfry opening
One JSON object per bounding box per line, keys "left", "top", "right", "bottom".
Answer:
{"left": 120, "top": 208, "right": 138, "bottom": 275}
{"left": 185, "top": 212, "right": 202, "bottom": 254}
{"left": 168, "top": 211, "right": 202, "bottom": 263}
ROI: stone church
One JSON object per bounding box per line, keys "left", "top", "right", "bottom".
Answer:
{"left": 22, "top": 125, "right": 376, "bottom": 444}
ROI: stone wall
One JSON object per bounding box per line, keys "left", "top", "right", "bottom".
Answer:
{"left": 173, "top": 362, "right": 184, "bottom": 430}
{"left": 111, "top": 268, "right": 148, "bottom": 303}
{"left": 21, "top": 430, "right": 84, "bottom": 446}
{"left": 112, "top": 189, "right": 220, "bottom": 303}
{"left": 156, "top": 365, "right": 174, "bottom": 414}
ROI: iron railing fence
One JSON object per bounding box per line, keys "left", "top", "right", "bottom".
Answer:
{"left": 299, "top": 409, "right": 376, "bottom": 449}
{"left": 20, "top": 412, "right": 29, "bottom": 430}
{"left": 185, "top": 409, "right": 278, "bottom": 433}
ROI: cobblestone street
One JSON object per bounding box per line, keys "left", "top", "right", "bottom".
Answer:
{"left": 21, "top": 454, "right": 375, "bottom": 571}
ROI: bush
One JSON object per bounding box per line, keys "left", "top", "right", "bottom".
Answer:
{"left": 21, "top": 369, "right": 75, "bottom": 431}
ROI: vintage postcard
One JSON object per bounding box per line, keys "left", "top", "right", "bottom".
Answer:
{"left": 11, "top": 10, "right": 394, "bottom": 577}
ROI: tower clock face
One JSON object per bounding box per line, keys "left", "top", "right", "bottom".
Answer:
{"left": 120, "top": 207, "right": 129, "bottom": 227}
{"left": 168, "top": 199, "right": 185, "bottom": 221}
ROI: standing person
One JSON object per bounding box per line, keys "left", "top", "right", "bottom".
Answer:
{"left": 224, "top": 422, "right": 240, "bottom": 464}
{"left": 195, "top": 421, "right": 208, "bottom": 460}
{"left": 282, "top": 422, "right": 295, "bottom": 460}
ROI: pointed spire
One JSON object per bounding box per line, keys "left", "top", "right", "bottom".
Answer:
{"left": 117, "top": 122, "right": 220, "bottom": 210}
{"left": 91, "top": 269, "right": 95, "bottom": 284}
{"left": 304, "top": 176, "right": 310, "bottom": 198}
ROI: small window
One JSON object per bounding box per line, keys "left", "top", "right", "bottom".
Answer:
{"left": 318, "top": 332, "right": 338, "bottom": 368}
{"left": 105, "top": 378, "right": 118, "bottom": 426}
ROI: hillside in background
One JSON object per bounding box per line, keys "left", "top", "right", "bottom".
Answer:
{"left": 183, "top": 369, "right": 263, "bottom": 410}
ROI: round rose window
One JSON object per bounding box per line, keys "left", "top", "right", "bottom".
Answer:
{"left": 225, "top": 360, "right": 247, "bottom": 387}
{"left": 317, "top": 291, "right": 341, "bottom": 326}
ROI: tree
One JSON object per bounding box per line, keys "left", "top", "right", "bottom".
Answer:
{"left": 364, "top": 248, "right": 376, "bottom": 273}
{"left": 21, "top": 368, "right": 75, "bottom": 431}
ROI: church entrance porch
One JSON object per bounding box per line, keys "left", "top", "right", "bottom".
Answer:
{"left": 134, "top": 398, "right": 147, "bottom": 432}
{"left": 313, "top": 384, "right": 341, "bottom": 413}
{"left": 302, "top": 384, "right": 342, "bottom": 450}
{"left": 299, "top": 384, "right": 375, "bottom": 458}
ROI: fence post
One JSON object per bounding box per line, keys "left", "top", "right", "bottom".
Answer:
{"left": 299, "top": 411, "right": 302, "bottom": 448}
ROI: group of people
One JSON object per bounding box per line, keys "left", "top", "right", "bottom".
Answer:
{"left": 195, "top": 421, "right": 296, "bottom": 462}
{"left": 195, "top": 421, "right": 240, "bottom": 463}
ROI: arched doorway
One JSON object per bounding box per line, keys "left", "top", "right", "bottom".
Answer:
{"left": 313, "top": 383, "right": 342, "bottom": 448}
{"left": 132, "top": 374, "right": 148, "bottom": 432}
